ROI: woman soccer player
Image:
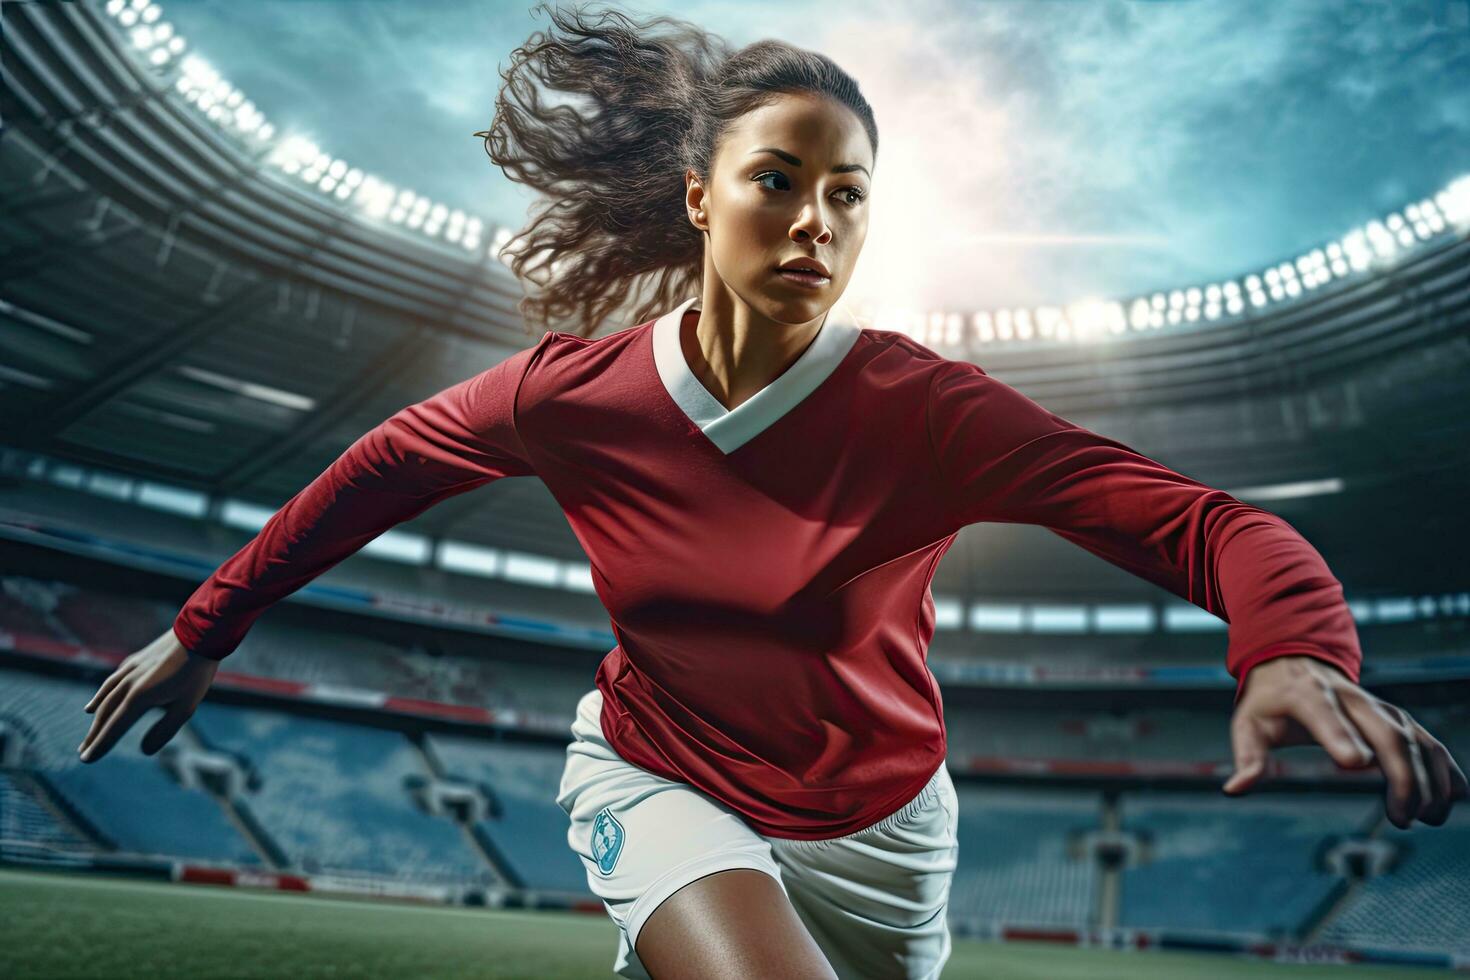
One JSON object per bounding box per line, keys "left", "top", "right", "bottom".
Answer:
{"left": 79, "top": 4, "right": 1467, "bottom": 978}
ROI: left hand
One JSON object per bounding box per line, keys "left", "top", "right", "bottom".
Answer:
{"left": 1223, "top": 655, "right": 1468, "bottom": 828}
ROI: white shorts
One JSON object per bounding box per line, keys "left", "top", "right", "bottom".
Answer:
{"left": 556, "top": 688, "right": 959, "bottom": 979}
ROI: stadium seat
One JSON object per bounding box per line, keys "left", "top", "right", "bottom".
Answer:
{"left": 949, "top": 783, "right": 1100, "bottom": 928}
{"left": 1118, "top": 791, "right": 1370, "bottom": 936}
{"left": 1317, "top": 807, "right": 1470, "bottom": 956}
{"left": 425, "top": 733, "right": 589, "bottom": 894}
{"left": 0, "top": 769, "right": 97, "bottom": 863}
{"left": 190, "top": 701, "right": 493, "bottom": 883}
{"left": 0, "top": 669, "right": 261, "bottom": 865}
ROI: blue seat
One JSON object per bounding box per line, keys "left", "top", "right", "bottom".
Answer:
{"left": 425, "top": 733, "right": 589, "bottom": 894}
{"left": 949, "top": 784, "right": 1099, "bottom": 928}
{"left": 1317, "top": 808, "right": 1470, "bottom": 955}
{"left": 0, "top": 668, "right": 259, "bottom": 865}
{"left": 190, "top": 701, "right": 491, "bottom": 882}
{"left": 0, "top": 769, "right": 96, "bottom": 861}
{"left": 1119, "top": 791, "right": 1367, "bottom": 935}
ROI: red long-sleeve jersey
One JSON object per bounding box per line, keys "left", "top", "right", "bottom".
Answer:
{"left": 174, "top": 295, "right": 1361, "bottom": 838}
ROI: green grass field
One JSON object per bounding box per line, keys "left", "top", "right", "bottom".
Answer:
{"left": 0, "top": 868, "right": 1443, "bottom": 978}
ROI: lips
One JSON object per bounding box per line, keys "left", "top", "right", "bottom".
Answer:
{"left": 775, "top": 269, "right": 829, "bottom": 287}
{"left": 776, "top": 258, "right": 831, "bottom": 278}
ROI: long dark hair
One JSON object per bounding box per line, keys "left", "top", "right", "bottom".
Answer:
{"left": 477, "top": 2, "right": 878, "bottom": 338}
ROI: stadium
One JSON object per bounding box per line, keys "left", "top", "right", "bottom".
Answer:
{"left": 2, "top": 1, "right": 1468, "bottom": 977}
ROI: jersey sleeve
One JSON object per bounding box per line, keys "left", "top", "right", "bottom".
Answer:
{"left": 172, "top": 332, "right": 554, "bottom": 662}
{"left": 925, "top": 358, "right": 1362, "bottom": 705}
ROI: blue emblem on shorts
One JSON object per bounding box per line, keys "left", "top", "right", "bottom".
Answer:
{"left": 591, "top": 806, "right": 625, "bottom": 876}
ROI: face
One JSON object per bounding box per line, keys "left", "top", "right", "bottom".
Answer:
{"left": 686, "top": 91, "right": 873, "bottom": 326}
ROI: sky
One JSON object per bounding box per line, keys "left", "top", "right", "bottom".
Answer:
{"left": 156, "top": 0, "right": 1470, "bottom": 312}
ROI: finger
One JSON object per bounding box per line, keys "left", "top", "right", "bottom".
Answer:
{"left": 141, "top": 702, "right": 193, "bottom": 757}
{"left": 1223, "top": 716, "right": 1269, "bottom": 795}
{"left": 81, "top": 671, "right": 134, "bottom": 757}
{"left": 80, "top": 692, "right": 147, "bottom": 763}
{"left": 1449, "top": 750, "right": 1470, "bottom": 801}
{"left": 1404, "top": 732, "right": 1434, "bottom": 827}
{"left": 1340, "top": 690, "right": 1423, "bottom": 829}
{"left": 1385, "top": 706, "right": 1433, "bottom": 828}
{"left": 84, "top": 660, "right": 136, "bottom": 713}
{"left": 1290, "top": 682, "right": 1376, "bottom": 770}
{"left": 1415, "top": 728, "right": 1455, "bottom": 827}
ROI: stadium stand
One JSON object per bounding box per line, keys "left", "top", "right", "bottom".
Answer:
{"left": 0, "top": 770, "right": 97, "bottom": 863}
{"left": 424, "top": 732, "right": 588, "bottom": 894}
{"left": 220, "top": 619, "right": 435, "bottom": 693}
{"left": 0, "top": 669, "right": 261, "bottom": 865}
{"left": 0, "top": 580, "right": 55, "bottom": 638}
{"left": 188, "top": 700, "right": 493, "bottom": 883}
{"left": 1118, "top": 791, "right": 1371, "bottom": 936}
{"left": 1, "top": 571, "right": 595, "bottom": 722}
{"left": 51, "top": 583, "right": 176, "bottom": 653}
{"left": 945, "top": 707, "right": 1228, "bottom": 763}
{"left": 5, "top": 659, "right": 1470, "bottom": 960}
{"left": 948, "top": 786, "right": 1100, "bottom": 929}
{"left": 1316, "top": 808, "right": 1470, "bottom": 956}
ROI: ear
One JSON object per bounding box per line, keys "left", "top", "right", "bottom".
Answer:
{"left": 685, "top": 169, "right": 708, "bottom": 233}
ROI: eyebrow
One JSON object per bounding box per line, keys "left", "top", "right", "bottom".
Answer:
{"left": 748, "top": 147, "right": 870, "bottom": 178}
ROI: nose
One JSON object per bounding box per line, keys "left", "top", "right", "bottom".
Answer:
{"left": 791, "top": 210, "right": 832, "bottom": 245}
{"left": 793, "top": 220, "right": 829, "bottom": 246}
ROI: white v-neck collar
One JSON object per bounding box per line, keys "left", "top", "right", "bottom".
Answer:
{"left": 651, "top": 295, "right": 861, "bottom": 454}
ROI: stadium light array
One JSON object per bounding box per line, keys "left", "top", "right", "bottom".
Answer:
{"left": 875, "top": 172, "right": 1469, "bottom": 351}
{"left": 99, "top": 2, "right": 1469, "bottom": 347}
{"left": 101, "top": 0, "right": 494, "bottom": 260}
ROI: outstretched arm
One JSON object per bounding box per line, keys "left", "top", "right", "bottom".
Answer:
{"left": 79, "top": 333, "right": 555, "bottom": 763}
{"left": 172, "top": 331, "right": 554, "bottom": 661}
{"left": 926, "top": 358, "right": 1360, "bottom": 695}
{"left": 926, "top": 358, "right": 1466, "bottom": 826}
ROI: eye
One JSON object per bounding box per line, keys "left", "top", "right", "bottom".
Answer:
{"left": 752, "top": 171, "right": 791, "bottom": 193}
{"left": 752, "top": 171, "right": 867, "bottom": 208}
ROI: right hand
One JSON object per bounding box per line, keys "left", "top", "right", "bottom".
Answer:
{"left": 79, "top": 626, "right": 219, "bottom": 762}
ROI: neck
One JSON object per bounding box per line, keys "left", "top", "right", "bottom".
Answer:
{"left": 684, "top": 284, "right": 828, "bottom": 413}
